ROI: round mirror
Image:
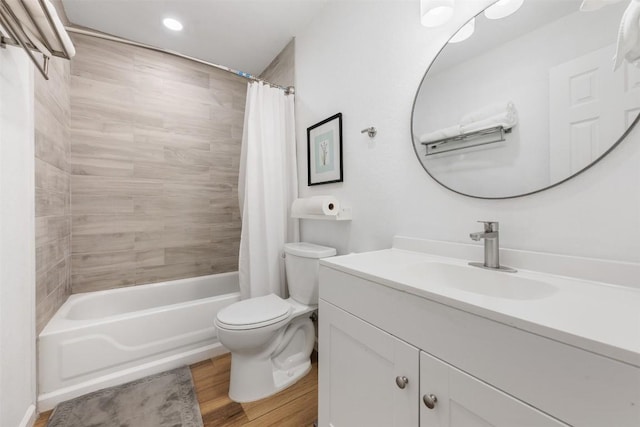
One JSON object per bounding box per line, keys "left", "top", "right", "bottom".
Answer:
{"left": 411, "top": 0, "right": 639, "bottom": 199}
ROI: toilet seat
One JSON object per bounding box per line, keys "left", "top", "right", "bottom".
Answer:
{"left": 216, "top": 294, "right": 292, "bottom": 330}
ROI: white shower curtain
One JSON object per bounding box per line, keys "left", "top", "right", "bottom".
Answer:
{"left": 238, "top": 82, "right": 299, "bottom": 300}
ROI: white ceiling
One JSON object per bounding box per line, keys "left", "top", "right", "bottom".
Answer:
{"left": 62, "top": 0, "right": 328, "bottom": 76}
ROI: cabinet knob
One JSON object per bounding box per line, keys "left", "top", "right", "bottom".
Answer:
{"left": 422, "top": 394, "right": 438, "bottom": 409}
{"left": 395, "top": 376, "right": 409, "bottom": 389}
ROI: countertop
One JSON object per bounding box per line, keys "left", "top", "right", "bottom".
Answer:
{"left": 321, "top": 248, "right": 640, "bottom": 368}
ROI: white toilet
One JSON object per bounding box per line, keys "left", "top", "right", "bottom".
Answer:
{"left": 215, "top": 242, "right": 336, "bottom": 402}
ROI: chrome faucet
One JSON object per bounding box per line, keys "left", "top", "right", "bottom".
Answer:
{"left": 469, "top": 221, "right": 516, "bottom": 273}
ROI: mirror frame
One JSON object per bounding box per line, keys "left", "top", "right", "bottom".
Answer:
{"left": 410, "top": 4, "right": 640, "bottom": 200}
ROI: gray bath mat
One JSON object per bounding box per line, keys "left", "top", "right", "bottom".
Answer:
{"left": 47, "top": 366, "right": 203, "bottom": 427}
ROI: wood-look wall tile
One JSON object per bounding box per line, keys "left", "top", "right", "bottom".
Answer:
{"left": 36, "top": 236, "right": 70, "bottom": 275}
{"left": 36, "top": 284, "right": 68, "bottom": 333}
{"left": 71, "top": 35, "right": 245, "bottom": 291}
{"left": 71, "top": 116, "right": 133, "bottom": 140}
{"left": 35, "top": 189, "right": 67, "bottom": 217}
{"left": 211, "top": 256, "right": 238, "bottom": 274}
{"left": 134, "top": 90, "right": 211, "bottom": 121}
{"left": 71, "top": 57, "right": 137, "bottom": 87}
{"left": 72, "top": 250, "right": 136, "bottom": 274}
{"left": 136, "top": 249, "right": 165, "bottom": 267}
{"left": 211, "top": 224, "right": 242, "bottom": 245}
{"left": 70, "top": 155, "right": 134, "bottom": 177}
{"left": 164, "top": 146, "right": 212, "bottom": 167}
{"left": 164, "top": 212, "right": 217, "bottom": 226}
{"left": 163, "top": 134, "right": 212, "bottom": 152}
{"left": 72, "top": 195, "right": 134, "bottom": 214}
{"left": 35, "top": 216, "right": 71, "bottom": 248}
{"left": 132, "top": 141, "right": 165, "bottom": 164}
{"left": 72, "top": 269, "right": 136, "bottom": 293}
{"left": 133, "top": 161, "right": 211, "bottom": 183}
{"left": 70, "top": 35, "right": 136, "bottom": 86}
{"left": 44, "top": 257, "right": 70, "bottom": 296}
{"left": 134, "top": 231, "right": 165, "bottom": 251}
{"left": 163, "top": 225, "right": 214, "bottom": 247}
{"left": 259, "top": 39, "right": 295, "bottom": 88}
{"left": 35, "top": 158, "right": 70, "bottom": 193}
{"left": 72, "top": 176, "right": 163, "bottom": 197}
{"left": 133, "top": 51, "right": 210, "bottom": 89}
{"left": 71, "top": 78, "right": 135, "bottom": 123}
{"left": 163, "top": 79, "right": 215, "bottom": 103}
{"left": 164, "top": 117, "right": 226, "bottom": 140}
{"left": 71, "top": 129, "right": 134, "bottom": 160}
{"left": 35, "top": 100, "right": 68, "bottom": 145}
{"left": 161, "top": 196, "right": 212, "bottom": 213}
{"left": 72, "top": 232, "right": 136, "bottom": 254}
{"left": 72, "top": 214, "right": 163, "bottom": 235}
{"left": 35, "top": 257, "right": 68, "bottom": 304}
{"left": 165, "top": 245, "right": 216, "bottom": 264}
{"left": 134, "top": 262, "right": 215, "bottom": 285}
{"left": 162, "top": 182, "right": 230, "bottom": 199}
{"left": 35, "top": 54, "right": 71, "bottom": 332}
{"left": 35, "top": 130, "right": 68, "bottom": 171}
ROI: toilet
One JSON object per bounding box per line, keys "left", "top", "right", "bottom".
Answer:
{"left": 215, "top": 242, "right": 336, "bottom": 402}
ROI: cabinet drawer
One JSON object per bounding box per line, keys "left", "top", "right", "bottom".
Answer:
{"left": 320, "top": 266, "right": 640, "bottom": 427}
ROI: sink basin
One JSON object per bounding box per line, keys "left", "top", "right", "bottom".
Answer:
{"left": 401, "top": 262, "right": 557, "bottom": 300}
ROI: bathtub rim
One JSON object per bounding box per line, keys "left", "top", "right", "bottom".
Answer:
{"left": 40, "top": 271, "right": 240, "bottom": 336}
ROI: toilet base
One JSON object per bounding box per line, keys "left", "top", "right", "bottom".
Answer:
{"left": 227, "top": 317, "right": 315, "bottom": 403}
{"left": 228, "top": 356, "right": 312, "bottom": 403}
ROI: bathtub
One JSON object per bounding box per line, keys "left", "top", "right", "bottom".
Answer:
{"left": 37, "top": 272, "right": 240, "bottom": 410}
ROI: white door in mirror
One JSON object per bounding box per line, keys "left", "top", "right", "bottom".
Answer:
{"left": 550, "top": 44, "right": 640, "bottom": 181}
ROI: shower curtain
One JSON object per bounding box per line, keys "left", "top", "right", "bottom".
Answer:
{"left": 238, "top": 82, "right": 299, "bottom": 300}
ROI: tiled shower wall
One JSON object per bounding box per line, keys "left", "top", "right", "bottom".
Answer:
{"left": 259, "top": 39, "right": 295, "bottom": 88}
{"left": 69, "top": 34, "right": 246, "bottom": 293}
{"left": 35, "top": 56, "right": 71, "bottom": 333}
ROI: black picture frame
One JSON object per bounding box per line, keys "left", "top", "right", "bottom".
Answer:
{"left": 307, "top": 113, "right": 343, "bottom": 186}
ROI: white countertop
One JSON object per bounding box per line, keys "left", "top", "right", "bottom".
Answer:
{"left": 321, "top": 248, "right": 640, "bottom": 368}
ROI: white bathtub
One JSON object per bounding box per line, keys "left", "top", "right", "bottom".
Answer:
{"left": 37, "top": 272, "right": 240, "bottom": 410}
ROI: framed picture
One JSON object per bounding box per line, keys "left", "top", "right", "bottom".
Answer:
{"left": 307, "top": 113, "right": 343, "bottom": 186}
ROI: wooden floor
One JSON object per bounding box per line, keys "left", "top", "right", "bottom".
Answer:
{"left": 34, "top": 353, "right": 318, "bottom": 427}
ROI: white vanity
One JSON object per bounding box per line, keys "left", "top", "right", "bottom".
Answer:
{"left": 318, "top": 237, "right": 640, "bottom": 427}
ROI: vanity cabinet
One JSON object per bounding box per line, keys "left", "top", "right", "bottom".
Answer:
{"left": 319, "top": 300, "right": 419, "bottom": 426}
{"left": 319, "top": 300, "right": 566, "bottom": 427}
{"left": 318, "top": 264, "right": 640, "bottom": 427}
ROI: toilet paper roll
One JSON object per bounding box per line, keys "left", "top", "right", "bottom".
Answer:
{"left": 291, "top": 196, "right": 340, "bottom": 217}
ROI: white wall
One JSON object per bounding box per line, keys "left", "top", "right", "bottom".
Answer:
{"left": 0, "top": 48, "right": 37, "bottom": 426}
{"left": 295, "top": 0, "right": 640, "bottom": 264}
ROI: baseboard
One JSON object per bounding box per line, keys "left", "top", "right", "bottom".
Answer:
{"left": 18, "top": 404, "right": 36, "bottom": 427}
{"left": 37, "top": 343, "right": 229, "bottom": 411}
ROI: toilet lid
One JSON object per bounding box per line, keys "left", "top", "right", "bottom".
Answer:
{"left": 216, "top": 294, "right": 292, "bottom": 330}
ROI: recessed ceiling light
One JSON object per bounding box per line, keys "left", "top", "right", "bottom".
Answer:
{"left": 484, "top": 0, "right": 524, "bottom": 20}
{"left": 449, "top": 18, "right": 475, "bottom": 43}
{"left": 420, "top": 0, "right": 455, "bottom": 28}
{"left": 163, "top": 18, "right": 183, "bottom": 31}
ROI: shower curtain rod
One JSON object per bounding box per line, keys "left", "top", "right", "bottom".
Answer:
{"left": 65, "top": 26, "right": 295, "bottom": 95}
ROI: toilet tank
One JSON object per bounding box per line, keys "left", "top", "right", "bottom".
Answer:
{"left": 284, "top": 242, "right": 336, "bottom": 305}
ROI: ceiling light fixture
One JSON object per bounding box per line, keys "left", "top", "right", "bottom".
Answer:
{"left": 163, "top": 17, "right": 183, "bottom": 31}
{"left": 420, "top": 0, "right": 455, "bottom": 28}
{"left": 449, "top": 18, "right": 475, "bottom": 43}
{"left": 483, "top": 0, "right": 524, "bottom": 20}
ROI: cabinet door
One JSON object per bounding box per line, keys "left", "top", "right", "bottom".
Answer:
{"left": 420, "top": 351, "right": 568, "bottom": 427}
{"left": 319, "top": 300, "right": 419, "bottom": 427}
